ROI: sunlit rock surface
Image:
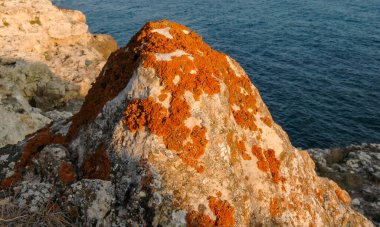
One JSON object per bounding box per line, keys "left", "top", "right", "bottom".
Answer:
{"left": 0, "top": 0, "right": 117, "bottom": 147}
{"left": 0, "top": 20, "right": 373, "bottom": 226}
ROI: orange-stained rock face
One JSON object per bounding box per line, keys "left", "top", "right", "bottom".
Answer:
{"left": 0, "top": 19, "right": 374, "bottom": 226}
{"left": 123, "top": 97, "right": 207, "bottom": 172}
{"left": 186, "top": 196, "right": 235, "bottom": 227}
{"left": 121, "top": 20, "right": 274, "bottom": 174}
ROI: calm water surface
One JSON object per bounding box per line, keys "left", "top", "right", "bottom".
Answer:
{"left": 54, "top": 0, "right": 380, "bottom": 149}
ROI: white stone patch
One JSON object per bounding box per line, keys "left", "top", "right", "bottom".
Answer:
{"left": 226, "top": 56, "right": 243, "bottom": 77}
{"left": 182, "top": 29, "right": 190, "bottom": 35}
{"left": 173, "top": 75, "right": 181, "bottom": 85}
{"left": 0, "top": 154, "right": 9, "bottom": 163}
{"left": 184, "top": 117, "right": 202, "bottom": 130}
{"left": 188, "top": 55, "right": 194, "bottom": 61}
{"left": 257, "top": 119, "right": 284, "bottom": 155}
{"left": 157, "top": 92, "right": 171, "bottom": 109}
{"left": 152, "top": 27, "right": 173, "bottom": 39}
{"left": 231, "top": 104, "right": 240, "bottom": 111}
{"left": 190, "top": 69, "right": 197, "bottom": 74}
{"left": 247, "top": 108, "right": 254, "bottom": 113}
{"left": 155, "top": 50, "right": 189, "bottom": 61}
{"left": 218, "top": 142, "right": 230, "bottom": 162}
{"left": 122, "top": 67, "right": 161, "bottom": 101}
{"left": 240, "top": 87, "right": 248, "bottom": 95}
{"left": 82, "top": 181, "right": 114, "bottom": 222}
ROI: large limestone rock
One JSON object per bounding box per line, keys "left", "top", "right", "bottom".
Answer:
{"left": 0, "top": 20, "right": 373, "bottom": 226}
{"left": 0, "top": 0, "right": 117, "bottom": 147}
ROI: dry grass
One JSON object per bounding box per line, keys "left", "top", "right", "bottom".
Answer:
{"left": 0, "top": 194, "right": 71, "bottom": 226}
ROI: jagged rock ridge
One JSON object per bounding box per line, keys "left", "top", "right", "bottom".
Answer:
{"left": 0, "top": 20, "right": 374, "bottom": 226}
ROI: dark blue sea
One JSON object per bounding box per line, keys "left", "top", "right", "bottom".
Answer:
{"left": 53, "top": 0, "right": 380, "bottom": 149}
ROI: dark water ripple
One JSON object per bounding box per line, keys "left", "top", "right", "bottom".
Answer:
{"left": 53, "top": 0, "right": 380, "bottom": 149}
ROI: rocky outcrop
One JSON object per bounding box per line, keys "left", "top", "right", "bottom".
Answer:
{"left": 0, "top": 0, "right": 117, "bottom": 147}
{"left": 0, "top": 20, "right": 374, "bottom": 226}
{"left": 308, "top": 144, "right": 380, "bottom": 226}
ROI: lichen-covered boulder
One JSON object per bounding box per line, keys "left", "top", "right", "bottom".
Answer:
{"left": 0, "top": 20, "right": 374, "bottom": 226}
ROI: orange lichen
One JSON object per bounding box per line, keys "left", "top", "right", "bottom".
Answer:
{"left": 122, "top": 19, "right": 260, "bottom": 147}
{"left": 251, "top": 145, "right": 269, "bottom": 172}
{"left": 186, "top": 211, "right": 215, "bottom": 227}
{"left": 0, "top": 127, "right": 65, "bottom": 188}
{"left": 314, "top": 189, "right": 324, "bottom": 203}
{"left": 208, "top": 196, "right": 235, "bottom": 227}
{"left": 216, "top": 191, "right": 223, "bottom": 197}
{"left": 265, "top": 149, "right": 285, "bottom": 184}
{"left": 82, "top": 145, "right": 110, "bottom": 180}
{"left": 251, "top": 146, "right": 284, "bottom": 183}
{"left": 123, "top": 97, "right": 207, "bottom": 172}
{"left": 59, "top": 162, "right": 76, "bottom": 184}
{"left": 260, "top": 115, "right": 273, "bottom": 127}
{"left": 269, "top": 197, "right": 283, "bottom": 217}
{"left": 237, "top": 139, "right": 251, "bottom": 161}
{"left": 158, "top": 93, "right": 168, "bottom": 101}
{"left": 227, "top": 133, "right": 251, "bottom": 161}
{"left": 186, "top": 196, "right": 235, "bottom": 227}
{"left": 335, "top": 189, "right": 351, "bottom": 205}
{"left": 232, "top": 110, "right": 258, "bottom": 131}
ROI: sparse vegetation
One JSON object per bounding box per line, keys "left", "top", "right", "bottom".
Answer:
{"left": 0, "top": 195, "right": 71, "bottom": 226}
{"left": 29, "top": 17, "right": 41, "bottom": 26}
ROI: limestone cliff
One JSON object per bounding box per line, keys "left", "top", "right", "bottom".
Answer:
{"left": 0, "top": 20, "right": 373, "bottom": 226}
{"left": 0, "top": 0, "right": 117, "bottom": 147}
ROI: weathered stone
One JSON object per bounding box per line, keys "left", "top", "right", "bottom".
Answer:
{"left": 308, "top": 143, "right": 380, "bottom": 225}
{"left": 66, "top": 179, "right": 114, "bottom": 225}
{"left": 0, "top": 20, "right": 374, "bottom": 226}
{"left": 0, "top": 0, "right": 117, "bottom": 147}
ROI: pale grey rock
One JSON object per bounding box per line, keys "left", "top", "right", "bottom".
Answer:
{"left": 43, "top": 109, "right": 73, "bottom": 121}
{"left": 308, "top": 143, "right": 380, "bottom": 225}
{"left": 16, "top": 181, "right": 54, "bottom": 213}
{"left": 67, "top": 179, "right": 115, "bottom": 226}
{"left": 0, "top": 0, "right": 117, "bottom": 147}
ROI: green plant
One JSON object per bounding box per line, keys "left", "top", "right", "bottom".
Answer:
{"left": 29, "top": 17, "right": 41, "bottom": 26}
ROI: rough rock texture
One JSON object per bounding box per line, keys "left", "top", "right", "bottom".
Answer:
{"left": 0, "top": 0, "right": 117, "bottom": 147}
{"left": 308, "top": 144, "right": 380, "bottom": 226}
{"left": 0, "top": 20, "right": 374, "bottom": 226}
